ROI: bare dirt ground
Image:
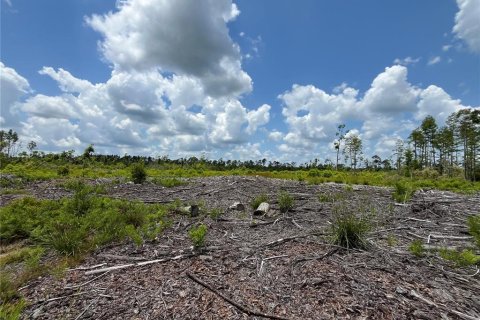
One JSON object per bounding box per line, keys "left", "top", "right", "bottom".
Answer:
{"left": 6, "top": 176, "right": 480, "bottom": 319}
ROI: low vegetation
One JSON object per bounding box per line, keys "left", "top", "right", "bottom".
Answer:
{"left": 409, "top": 240, "right": 425, "bottom": 257}
{"left": 392, "top": 181, "right": 414, "bottom": 203}
{"left": 439, "top": 248, "right": 480, "bottom": 267}
{"left": 130, "top": 162, "right": 147, "bottom": 184}
{"left": 189, "top": 224, "right": 207, "bottom": 249}
{"left": 250, "top": 193, "right": 268, "bottom": 209}
{"left": 278, "top": 190, "right": 294, "bottom": 213}
{"left": 329, "top": 203, "right": 372, "bottom": 250}
{"left": 468, "top": 215, "right": 480, "bottom": 248}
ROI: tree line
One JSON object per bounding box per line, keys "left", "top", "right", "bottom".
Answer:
{"left": 1, "top": 109, "right": 478, "bottom": 179}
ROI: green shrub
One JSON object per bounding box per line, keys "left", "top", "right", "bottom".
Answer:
{"left": 189, "top": 224, "right": 207, "bottom": 248}
{"left": 57, "top": 166, "right": 70, "bottom": 176}
{"left": 278, "top": 191, "right": 294, "bottom": 213}
{"left": 0, "top": 195, "right": 170, "bottom": 257}
{"left": 0, "top": 299, "right": 25, "bottom": 320}
{"left": 209, "top": 208, "right": 223, "bottom": 220}
{"left": 439, "top": 248, "right": 480, "bottom": 267}
{"left": 250, "top": 193, "right": 268, "bottom": 209}
{"left": 131, "top": 162, "right": 147, "bottom": 184}
{"left": 0, "top": 272, "right": 19, "bottom": 303}
{"left": 65, "top": 184, "right": 93, "bottom": 216}
{"left": 35, "top": 213, "right": 89, "bottom": 256}
{"left": 393, "top": 181, "right": 413, "bottom": 203}
{"left": 467, "top": 215, "right": 480, "bottom": 248}
{"left": 409, "top": 240, "right": 424, "bottom": 257}
{"left": 329, "top": 205, "right": 371, "bottom": 250}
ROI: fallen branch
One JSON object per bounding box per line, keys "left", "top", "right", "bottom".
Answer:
{"left": 428, "top": 234, "right": 472, "bottom": 240}
{"left": 294, "top": 248, "right": 338, "bottom": 265}
{"left": 186, "top": 271, "right": 290, "bottom": 320}
{"left": 449, "top": 310, "right": 480, "bottom": 320}
{"left": 64, "top": 271, "right": 110, "bottom": 290}
{"left": 68, "top": 263, "right": 107, "bottom": 271}
{"left": 85, "top": 254, "right": 192, "bottom": 275}
{"left": 74, "top": 297, "right": 99, "bottom": 320}
{"left": 97, "top": 253, "right": 147, "bottom": 261}
{"left": 409, "top": 290, "right": 437, "bottom": 307}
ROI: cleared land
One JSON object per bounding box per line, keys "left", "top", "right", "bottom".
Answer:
{"left": 1, "top": 176, "right": 479, "bottom": 319}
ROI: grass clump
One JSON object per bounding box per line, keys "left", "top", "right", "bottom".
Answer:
{"left": 318, "top": 192, "right": 345, "bottom": 203}
{"left": 209, "top": 208, "right": 223, "bottom": 220}
{"left": 189, "top": 224, "right": 207, "bottom": 249}
{"left": 467, "top": 215, "right": 480, "bottom": 248}
{"left": 329, "top": 204, "right": 372, "bottom": 250}
{"left": 250, "top": 193, "right": 268, "bottom": 209}
{"left": 130, "top": 162, "right": 147, "bottom": 184}
{"left": 439, "top": 248, "right": 480, "bottom": 267}
{"left": 392, "top": 181, "right": 414, "bottom": 203}
{"left": 409, "top": 239, "right": 424, "bottom": 257}
{"left": 278, "top": 191, "right": 294, "bottom": 213}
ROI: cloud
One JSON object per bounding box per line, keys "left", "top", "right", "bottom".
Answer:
{"left": 268, "top": 130, "right": 283, "bottom": 141}
{"left": 427, "top": 56, "right": 441, "bottom": 66}
{"left": 393, "top": 56, "right": 420, "bottom": 66}
{"left": 453, "top": 0, "right": 480, "bottom": 53}
{"left": 360, "top": 65, "right": 419, "bottom": 114}
{"left": 21, "top": 95, "right": 79, "bottom": 119}
{"left": 276, "top": 64, "right": 474, "bottom": 161}
{"left": 0, "top": 62, "right": 31, "bottom": 127}
{"left": 442, "top": 45, "right": 452, "bottom": 52}
{"left": 246, "top": 104, "right": 270, "bottom": 134}
{"left": 86, "top": 0, "right": 251, "bottom": 97}
{"left": 416, "top": 85, "right": 464, "bottom": 124}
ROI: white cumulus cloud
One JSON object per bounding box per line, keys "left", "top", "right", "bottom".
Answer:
{"left": 453, "top": 0, "right": 480, "bottom": 53}
{"left": 86, "top": 0, "right": 251, "bottom": 97}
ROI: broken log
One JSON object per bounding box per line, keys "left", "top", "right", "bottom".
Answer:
{"left": 254, "top": 202, "right": 270, "bottom": 216}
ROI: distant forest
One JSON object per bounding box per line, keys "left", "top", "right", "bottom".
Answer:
{"left": 1, "top": 108, "right": 479, "bottom": 181}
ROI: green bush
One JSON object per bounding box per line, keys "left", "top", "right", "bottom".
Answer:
{"left": 250, "top": 193, "right": 268, "bottom": 209}
{"left": 131, "top": 162, "right": 147, "bottom": 184}
{"left": 393, "top": 181, "right": 414, "bottom": 203}
{"left": 329, "top": 205, "right": 371, "bottom": 250}
{"left": 467, "top": 215, "right": 480, "bottom": 248}
{"left": 278, "top": 191, "right": 294, "bottom": 213}
{"left": 0, "top": 195, "right": 169, "bottom": 256}
{"left": 189, "top": 224, "right": 207, "bottom": 248}
{"left": 439, "top": 248, "right": 480, "bottom": 267}
{"left": 209, "top": 208, "right": 223, "bottom": 220}
{"left": 57, "top": 166, "right": 70, "bottom": 176}
{"left": 409, "top": 240, "right": 424, "bottom": 257}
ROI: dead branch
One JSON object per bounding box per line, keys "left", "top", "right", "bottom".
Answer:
{"left": 294, "top": 248, "right": 338, "bottom": 264}
{"left": 68, "top": 263, "right": 107, "bottom": 271}
{"left": 409, "top": 290, "right": 437, "bottom": 307}
{"left": 449, "top": 310, "right": 480, "bottom": 320}
{"left": 64, "top": 271, "right": 110, "bottom": 290}
{"left": 186, "top": 271, "right": 290, "bottom": 320}
{"left": 97, "top": 254, "right": 147, "bottom": 261}
{"left": 74, "top": 297, "right": 99, "bottom": 320}
{"left": 428, "top": 234, "right": 473, "bottom": 240}
{"left": 85, "top": 254, "right": 193, "bottom": 275}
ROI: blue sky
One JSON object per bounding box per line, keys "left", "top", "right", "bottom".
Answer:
{"left": 1, "top": 0, "right": 479, "bottom": 163}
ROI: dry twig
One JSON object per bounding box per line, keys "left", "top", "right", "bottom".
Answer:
{"left": 186, "top": 271, "right": 290, "bottom": 320}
